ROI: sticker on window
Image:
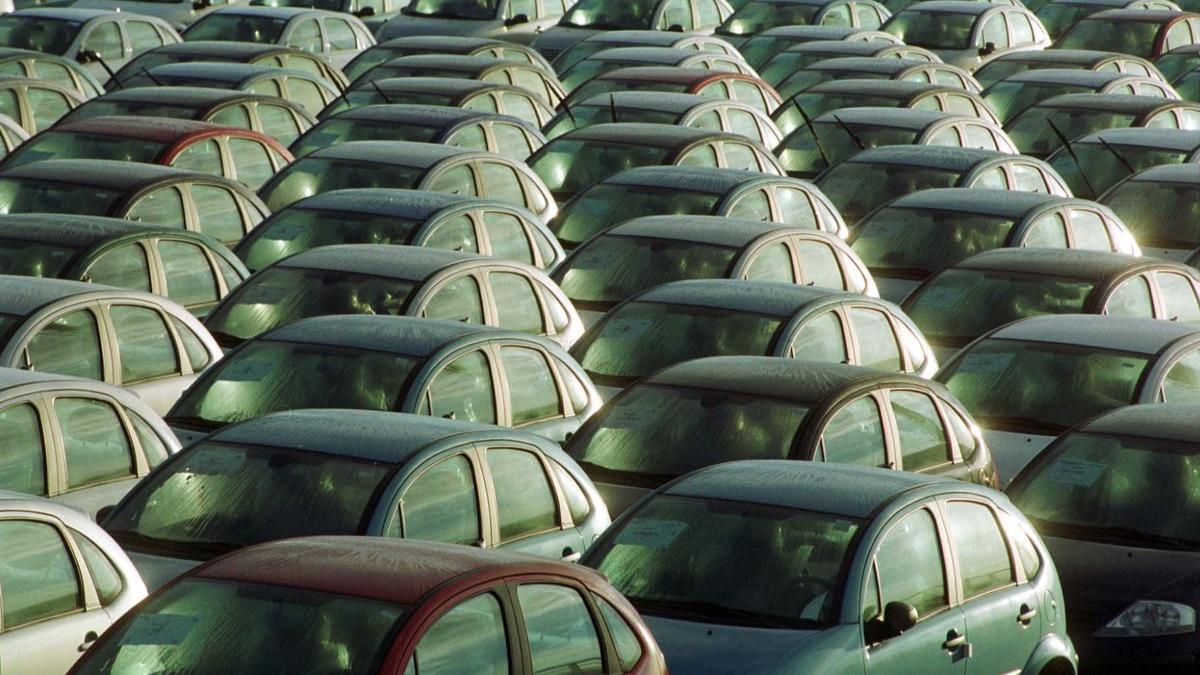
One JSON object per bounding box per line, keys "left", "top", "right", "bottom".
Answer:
{"left": 124, "top": 613, "right": 198, "bottom": 646}
{"left": 219, "top": 355, "right": 277, "bottom": 382}
{"left": 1045, "top": 457, "right": 1106, "bottom": 487}
{"left": 604, "top": 319, "right": 654, "bottom": 340}
{"left": 616, "top": 519, "right": 688, "bottom": 549}
{"left": 961, "top": 352, "right": 1015, "bottom": 374}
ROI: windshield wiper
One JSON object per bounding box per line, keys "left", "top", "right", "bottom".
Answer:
{"left": 107, "top": 529, "right": 241, "bottom": 559}
{"left": 629, "top": 597, "right": 808, "bottom": 629}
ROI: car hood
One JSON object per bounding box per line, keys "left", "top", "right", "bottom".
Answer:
{"left": 644, "top": 615, "right": 830, "bottom": 674}
{"left": 379, "top": 15, "right": 501, "bottom": 38}
{"left": 982, "top": 429, "right": 1054, "bottom": 488}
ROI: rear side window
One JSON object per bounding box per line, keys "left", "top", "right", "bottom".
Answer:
{"left": 487, "top": 448, "right": 557, "bottom": 541}
{"left": 159, "top": 240, "right": 219, "bottom": 310}
{"left": 945, "top": 501, "right": 1014, "bottom": 598}
{"left": 399, "top": 455, "right": 480, "bottom": 545}
{"left": 516, "top": 584, "right": 604, "bottom": 675}
{"left": 0, "top": 520, "right": 82, "bottom": 628}
{"left": 822, "top": 396, "right": 886, "bottom": 467}
{"left": 412, "top": 593, "right": 510, "bottom": 675}
{"left": 26, "top": 310, "right": 103, "bottom": 381}
{"left": 110, "top": 305, "right": 178, "bottom": 383}
{"left": 593, "top": 594, "right": 642, "bottom": 671}
{"left": 191, "top": 185, "right": 246, "bottom": 245}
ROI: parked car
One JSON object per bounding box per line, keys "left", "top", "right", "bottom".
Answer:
{"left": 772, "top": 78, "right": 1001, "bottom": 135}
{"left": 351, "top": 54, "right": 566, "bottom": 107}
{"left": 982, "top": 68, "right": 1178, "bottom": 123}
{"left": 975, "top": 47, "right": 1165, "bottom": 87}
{"left": 109, "top": 41, "right": 348, "bottom": 91}
{"left": 323, "top": 76, "right": 557, "bottom": 127}
{"left": 0, "top": 78, "right": 84, "bottom": 134}
{"left": 716, "top": 0, "right": 893, "bottom": 47}
{"left": 378, "top": 0, "right": 576, "bottom": 43}
{"left": 738, "top": 23, "right": 902, "bottom": 68}
{"left": 882, "top": 1, "right": 1051, "bottom": 72}
{"left": 345, "top": 34, "right": 553, "bottom": 82}
{"left": 758, "top": 39, "right": 940, "bottom": 89}
{"left": 551, "top": 29, "right": 740, "bottom": 73}
{"left": 68, "top": 537, "right": 668, "bottom": 675}
{"left": 561, "top": 66, "right": 783, "bottom": 114}
{"left": 1055, "top": 9, "right": 1200, "bottom": 58}
{"left": 1099, "top": 162, "right": 1200, "bottom": 259}
{"left": 1037, "top": 0, "right": 1181, "bottom": 39}
{"left": 0, "top": 491, "right": 147, "bottom": 674}
{"left": 117, "top": 62, "right": 341, "bottom": 116}
{"left": 1005, "top": 93, "right": 1200, "bottom": 158}
{"left": 1045, "top": 127, "right": 1200, "bottom": 197}
{"left": 0, "top": 46, "right": 104, "bottom": 98}
{"left": 582, "top": 461, "right": 1077, "bottom": 674}
{"left": 531, "top": 0, "right": 735, "bottom": 62}
{"left": 774, "top": 56, "right": 983, "bottom": 102}
{"left": 0, "top": 9, "right": 181, "bottom": 81}
{"left": 181, "top": 6, "right": 374, "bottom": 69}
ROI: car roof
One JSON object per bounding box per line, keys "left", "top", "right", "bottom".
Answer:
{"left": 15, "top": 7, "right": 120, "bottom": 20}
{"left": 144, "top": 41, "right": 298, "bottom": 58}
{"left": 304, "top": 140, "right": 474, "bottom": 167}
{"left": 805, "top": 57, "right": 935, "bottom": 74}
{"left": 595, "top": 66, "right": 754, "bottom": 85}
{"left": 147, "top": 61, "right": 300, "bottom": 83}
{"left": 276, "top": 244, "right": 475, "bottom": 281}
{"left": 575, "top": 91, "right": 729, "bottom": 114}
{"left": 606, "top": 215, "right": 791, "bottom": 247}
{"left": 887, "top": 187, "right": 1065, "bottom": 216}
{"left": 904, "top": 0, "right": 996, "bottom": 14}
{"left": 1124, "top": 162, "right": 1200, "bottom": 182}
{"left": 0, "top": 367, "right": 83, "bottom": 389}
{"left": 557, "top": 122, "right": 743, "bottom": 147}
{"left": 51, "top": 116, "right": 232, "bottom": 143}
{"left": 204, "top": 5, "right": 322, "bottom": 18}
{"left": 996, "top": 68, "right": 1135, "bottom": 85}
{"left": 260, "top": 314, "right": 503, "bottom": 357}
{"left": 843, "top": 145, "right": 1010, "bottom": 170}
{"left": 989, "top": 314, "right": 1200, "bottom": 353}
{"left": 955, "top": 248, "right": 1169, "bottom": 280}
{"left": 377, "top": 35, "right": 512, "bottom": 50}
{"left": 647, "top": 355, "right": 916, "bottom": 404}
{"left": 380, "top": 55, "right": 537, "bottom": 72}
{"left": 359, "top": 77, "right": 511, "bottom": 96}
{"left": 802, "top": 79, "right": 957, "bottom": 97}
{"left": 815, "top": 106, "right": 971, "bottom": 129}
{"left": 1029, "top": 93, "right": 1195, "bottom": 115}
{"left": 604, "top": 165, "right": 782, "bottom": 193}
{"left": 0, "top": 213, "right": 191, "bottom": 248}
{"left": 1078, "top": 403, "right": 1200, "bottom": 443}
{"left": 584, "top": 29, "right": 717, "bottom": 45}
{"left": 325, "top": 104, "right": 501, "bottom": 127}
{"left": 588, "top": 46, "right": 705, "bottom": 62}
{"left": 286, "top": 188, "right": 496, "bottom": 219}
{"left": 87, "top": 86, "right": 278, "bottom": 106}
{"left": 0, "top": 274, "right": 111, "bottom": 316}
{"left": 1083, "top": 8, "right": 1193, "bottom": 21}
{"left": 634, "top": 279, "right": 847, "bottom": 317}
{"left": 665, "top": 460, "right": 945, "bottom": 518}
{"left": 988, "top": 49, "right": 1135, "bottom": 65}
{"left": 0, "top": 158, "right": 206, "bottom": 191}
{"left": 1073, "top": 127, "right": 1200, "bottom": 150}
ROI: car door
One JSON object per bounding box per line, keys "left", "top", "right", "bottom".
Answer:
{"left": 819, "top": 394, "right": 890, "bottom": 467}
{"left": 0, "top": 401, "right": 50, "bottom": 498}
{"left": 47, "top": 395, "right": 142, "bottom": 516}
{"left": 483, "top": 445, "right": 586, "bottom": 560}
{"left": 19, "top": 308, "right": 106, "bottom": 382}
{"left": 106, "top": 303, "right": 190, "bottom": 414}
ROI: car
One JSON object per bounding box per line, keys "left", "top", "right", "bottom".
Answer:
{"left": 0, "top": 46, "right": 105, "bottom": 99}
{"left": 543, "top": 91, "right": 783, "bottom": 148}
{"left": 1099, "top": 163, "right": 1200, "bottom": 259}
{"left": 57, "top": 86, "right": 317, "bottom": 145}
{"left": 68, "top": 536, "right": 668, "bottom": 675}
{"left": 775, "top": 56, "right": 983, "bottom": 102}
{"left": 181, "top": 6, "right": 374, "bottom": 69}
{"left": 715, "top": 0, "right": 893, "bottom": 48}
{"left": 1045, "top": 127, "right": 1200, "bottom": 198}
{"left": 108, "top": 41, "right": 348, "bottom": 91}
{"left": 164, "top": 315, "right": 600, "bottom": 445}
{"left": 777, "top": 107, "right": 1017, "bottom": 178}
{"left": 937, "top": 314, "right": 1200, "bottom": 482}
{"left": 982, "top": 68, "right": 1179, "bottom": 123}
{"left": 1155, "top": 42, "right": 1200, "bottom": 81}
{"left": 568, "top": 356, "right": 991, "bottom": 516}
{"left": 321, "top": 76, "right": 557, "bottom": 127}
{"left": 1006, "top": 404, "right": 1200, "bottom": 671}
{"left": 203, "top": 244, "right": 582, "bottom": 349}
{"left": 550, "top": 28, "right": 741, "bottom": 73}
{"left": 0, "top": 491, "right": 148, "bottom": 674}
{"left": 1005, "top": 93, "right": 1200, "bottom": 158}
{"left": 0, "top": 9, "right": 181, "bottom": 81}
{"left": 0, "top": 275, "right": 222, "bottom": 414}
{"left": 882, "top": 1, "right": 1052, "bottom": 71}
{"left": 527, "top": 123, "right": 784, "bottom": 204}
{"left": 1037, "top": 0, "right": 1181, "bottom": 39}
{"left": 0, "top": 213, "right": 248, "bottom": 317}
{"left": 377, "top": 0, "right": 575, "bottom": 43}
{"left": 558, "top": 46, "right": 755, "bottom": 92}
{"left": 550, "top": 166, "right": 848, "bottom": 251}
{"left": 116, "top": 62, "right": 341, "bottom": 116}
{"left": 249, "top": 0, "right": 404, "bottom": 25}
{"left": 567, "top": 279, "right": 930, "bottom": 397}
{"left": 0, "top": 368, "right": 180, "bottom": 517}
{"left": 582, "top": 461, "right": 1077, "bottom": 674}
{"left": 351, "top": 55, "right": 567, "bottom": 108}
{"left": 561, "top": 66, "right": 783, "bottom": 114}
{"left": 0, "top": 78, "right": 84, "bottom": 135}
{"left": 100, "top": 409, "right": 609, "bottom": 588}
{"left": 257, "top": 141, "right": 557, "bottom": 221}
{"left": 0, "top": 159, "right": 270, "bottom": 246}
{"left": 290, "top": 104, "right": 547, "bottom": 160}
{"left": 531, "top": 0, "right": 736, "bottom": 62}
{"left": 1055, "top": 8, "right": 1200, "bottom": 58}
{"left": 813, "top": 145, "right": 1072, "bottom": 227}
{"left": 553, "top": 219, "right": 875, "bottom": 325}
{"left": 974, "top": 47, "right": 1165, "bottom": 87}
{"left": 851, "top": 188, "right": 1140, "bottom": 301}
{"left": 904, "top": 248, "right": 1200, "bottom": 361}
{"left": 772, "top": 78, "right": 1001, "bottom": 135}
{"left": 757, "top": 39, "right": 940, "bottom": 89}
{"left": 234, "top": 188, "right": 564, "bottom": 272}
{"left": 345, "top": 34, "right": 554, "bottom": 82}
{"left": 0, "top": 116, "right": 293, "bottom": 190}
{"left": 738, "top": 23, "right": 902, "bottom": 68}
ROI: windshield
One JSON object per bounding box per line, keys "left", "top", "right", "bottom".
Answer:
{"left": 553, "top": 184, "right": 721, "bottom": 247}
{"left": 575, "top": 301, "right": 783, "bottom": 385}
{"left": 984, "top": 82, "right": 1091, "bottom": 123}
{"left": 185, "top": 15, "right": 289, "bottom": 43}
{"left": 562, "top": 0, "right": 658, "bottom": 29}
{"left": 571, "top": 384, "right": 810, "bottom": 487}
{"left": 1005, "top": 107, "right": 1137, "bottom": 158}
{"left": 260, "top": 158, "right": 424, "bottom": 211}
{"left": 906, "top": 269, "right": 1096, "bottom": 347}
{"left": 778, "top": 121, "right": 919, "bottom": 177}
{"left": 718, "top": 3, "right": 820, "bottom": 36}
{"left": 106, "top": 442, "right": 393, "bottom": 557}
{"left": 973, "top": 60, "right": 1026, "bottom": 89}
{"left": 0, "top": 17, "right": 80, "bottom": 55}
{"left": 559, "top": 236, "right": 737, "bottom": 307}
{"left": 291, "top": 119, "right": 439, "bottom": 158}
{"left": 1050, "top": 143, "right": 1187, "bottom": 199}
{"left": 816, "top": 163, "right": 961, "bottom": 225}
{"left": 852, "top": 207, "right": 1017, "bottom": 278}
{"left": 884, "top": 11, "right": 978, "bottom": 50}
{"left": 1103, "top": 179, "right": 1200, "bottom": 249}
{"left": 205, "top": 268, "right": 416, "bottom": 346}
{"left": 939, "top": 338, "right": 1148, "bottom": 433}
{"left": 1010, "top": 432, "right": 1200, "bottom": 550}
{"left": 0, "top": 178, "right": 120, "bottom": 217}
{"left": 74, "top": 578, "right": 407, "bottom": 675}
{"left": 1057, "top": 19, "right": 1161, "bottom": 59}
{"left": 761, "top": 52, "right": 836, "bottom": 87}
{"left": 238, "top": 208, "right": 420, "bottom": 271}
{"left": 530, "top": 139, "right": 673, "bottom": 196}
{"left": 404, "top": 0, "right": 499, "bottom": 20}
{"left": 0, "top": 237, "right": 85, "bottom": 277}
{"left": 3, "top": 132, "right": 167, "bottom": 170}
{"left": 1034, "top": 4, "right": 1093, "bottom": 38}
{"left": 773, "top": 93, "right": 901, "bottom": 135}
{"left": 168, "top": 340, "right": 419, "bottom": 430}
{"left": 544, "top": 105, "right": 680, "bottom": 139}
{"left": 590, "top": 495, "right": 859, "bottom": 628}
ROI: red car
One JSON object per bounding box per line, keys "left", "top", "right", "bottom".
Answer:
{"left": 69, "top": 537, "right": 669, "bottom": 675}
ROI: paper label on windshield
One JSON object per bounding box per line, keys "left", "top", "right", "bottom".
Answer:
{"left": 195, "top": 447, "right": 246, "bottom": 475}
{"left": 220, "top": 355, "right": 276, "bottom": 382}
{"left": 124, "top": 613, "right": 198, "bottom": 646}
{"left": 617, "top": 519, "right": 688, "bottom": 549}
{"left": 605, "top": 319, "right": 653, "bottom": 341}
{"left": 961, "top": 352, "right": 1014, "bottom": 374}
{"left": 1045, "top": 458, "right": 1107, "bottom": 487}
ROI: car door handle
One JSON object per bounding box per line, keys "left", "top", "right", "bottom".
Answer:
{"left": 561, "top": 547, "right": 582, "bottom": 563}
{"left": 942, "top": 629, "right": 967, "bottom": 651}
{"left": 1018, "top": 604, "right": 1038, "bottom": 624}
{"left": 78, "top": 630, "right": 99, "bottom": 653}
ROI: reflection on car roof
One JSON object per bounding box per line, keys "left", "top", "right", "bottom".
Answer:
{"left": 0, "top": 274, "right": 115, "bottom": 316}
{"left": 0, "top": 213, "right": 188, "bottom": 248}
{"left": 1079, "top": 403, "right": 1200, "bottom": 444}
{"left": 260, "top": 314, "right": 505, "bottom": 357}
{"left": 991, "top": 314, "right": 1200, "bottom": 353}
{"left": 955, "top": 248, "right": 1176, "bottom": 281}
{"left": 606, "top": 215, "right": 794, "bottom": 247}
{"left": 1027, "top": 93, "right": 1198, "bottom": 115}
{"left": 635, "top": 279, "right": 854, "bottom": 317}
{"left": 1072, "top": 127, "right": 1200, "bottom": 150}
{"left": 276, "top": 244, "right": 476, "bottom": 282}
{"left": 1, "top": 158, "right": 212, "bottom": 192}
{"left": 560, "top": 122, "right": 747, "bottom": 147}
{"left": 304, "top": 140, "right": 476, "bottom": 166}
{"left": 888, "top": 187, "right": 1066, "bottom": 216}
{"left": 287, "top": 188, "right": 504, "bottom": 220}
{"left": 842, "top": 145, "right": 1011, "bottom": 170}
{"left": 606, "top": 165, "right": 787, "bottom": 193}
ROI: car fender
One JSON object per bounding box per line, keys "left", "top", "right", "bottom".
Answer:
{"left": 1020, "top": 633, "right": 1078, "bottom": 675}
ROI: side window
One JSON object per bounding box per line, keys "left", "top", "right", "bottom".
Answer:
{"left": 1068, "top": 209, "right": 1113, "bottom": 251}
{"left": 286, "top": 19, "right": 323, "bottom": 53}
{"left": 425, "top": 214, "right": 480, "bottom": 254}
{"left": 821, "top": 396, "right": 887, "bottom": 467}
{"left": 774, "top": 187, "right": 819, "bottom": 229}
{"left": 855, "top": 3, "right": 884, "bottom": 28}
{"left": 1000, "top": 511, "right": 1041, "bottom": 580}
{"left": 399, "top": 455, "right": 480, "bottom": 545}
{"left": 426, "top": 165, "right": 478, "bottom": 197}
{"left": 159, "top": 240, "right": 220, "bottom": 310}
{"left": 447, "top": 124, "right": 488, "bottom": 152}
{"left": 822, "top": 3, "right": 853, "bottom": 25}
{"left": 498, "top": 93, "right": 537, "bottom": 123}
{"left": 1162, "top": 351, "right": 1200, "bottom": 403}
{"left": 247, "top": 79, "right": 283, "bottom": 101}
{"left": 82, "top": 23, "right": 123, "bottom": 62}
{"left": 413, "top": 593, "right": 510, "bottom": 675}
{"left": 730, "top": 80, "right": 770, "bottom": 112}
{"left": 874, "top": 509, "right": 948, "bottom": 621}
{"left": 423, "top": 275, "right": 486, "bottom": 324}
{"left": 790, "top": 311, "right": 848, "bottom": 362}
{"left": 517, "top": 585, "right": 604, "bottom": 675}
{"left": 487, "top": 448, "right": 558, "bottom": 540}
{"left": 0, "top": 89, "right": 18, "bottom": 126}
{"left": 691, "top": 110, "right": 722, "bottom": 131}
{"left": 27, "top": 310, "right": 103, "bottom": 380}
{"left": 593, "top": 594, "right": 642, "bottom": 671}
{"left": 796, "top": 239, "right": 846, "bottom": 289}
{"left": 491, "top": 123, "right": 535, "bottom": 160}
{"left": 210, "top": 104, "right": 252, "bottom": 129}
{"left": 126, "top": 187, "right": 186, "bottom": 227}
{"left": 0, "top": 403, "right": 46, "bottom": 495}
{"left": 946, "top": 501, "right": 1014, "bottom": 598}
{"left": 171, "top": 139, "right": 223, "bottom": 176}
{"left": 27, "top": 89, "right": 71, "bottom": 132}
{"left": 256, "top": 104, "right": 302, "bottom": 145}
{"left": 696, "top": 0, "right": 722, "bottom": 25}
{"left": 727, "top": 189, "right": 772, "bottom": 221}
{"left": 491, "top": 273, "right": 545, "bottom": 335}
{"left": 1009, "top": 12, "right": 1035, "bottom": 44}
{"left": 926, "top": 127, "right": 961, "bottom": 147}
{"left": 326, "top": 18, "right": 358, "bottom": 50}
{"left": 427, "top": 350, "right": 496, "bottom": 424}
{"left": 508, "top": 0, "right": 536, "bottom": 18}
{"left": 981, "top": 15, "right": 1009, "bottom": 48}
{"left": 191, "top": 185, "right": 246, "bottom": 245}
{"left": 482, "top": 211, "right": 534, "bottom": 264}
{"left": 890, "top": 390, "right": 950, "bottom": 471}
{"left": 1011, "top": 163, "right": 1051, "bottom": 193}
{"left": 55, "top": 397, "right": 135, "bottom": 488}
{"left": 1158, "top": 272, "right": 1200, "bottom": 322}
{"left": 728, "top": 109, "right": 764, "bottom": 142}
{"left": 658, "top": 0, "right": 693, "bottom": 30}
{"left": 110, "top": 305, "right": 178, "bottom": 382}
{"left": 480, "top": 163, "right": 525, "bottom": 206}
{"left": 84, "top": 244, "right": 151, "bottom": 291}
{"left": 1166, "top": 21, "right": 1191, "bottom": 51}
{"left": 285, "top": 78, "right": 326, "bottom": 116}
{"left": 963, "top": 125, "right": 1000, "bottom": 151}
{"left": 0, "top": 521, "right": 81, "bottom": 628}
{"left": 947, "top": 405, "right": 979, "bottom": 461}
{"left": 125, "top": 21, "right": 164, "bottom": 55}
{"left": 973, "top": 167, "right": 1008, "bottom": 189}
{"left": 850, "top": 307, "right": 902, "bottom": 371}
{"left": 743, "top": 242, "right": 795, "bottom": 282}
{"left": 722, "top": 142, "right": 761, "bottom": 171}
{"left": 501, "top": 346, "right": 561, "bottom": 424}
{"left": 1106, "top": 276, "right": 1155, "bottom": 317}
{"left": 228, "top": 138, "right": 277, "bottom": 190}
{"left": 1023, "top": 214, "right": 1068, "bottom": 248}
{"left": 171, "top": 317, "right": 211, "bottom": 372}
{"left": 70, "top": 529, "right": 123, "bottom": 605}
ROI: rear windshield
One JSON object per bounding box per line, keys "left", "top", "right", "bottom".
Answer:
{"left": 558, "top": 235, "right": 737, "bottom": 306}
{"left": 0, "top": 177, "right": 120, "bottom": 217}
{"left": 185, "top": 15, "right": 289, "bottom": 43}
{"left": 852, "top": 207, "right": 1017, "bottom": 277}
{"left": 259, "top": 157, "right": 424, "bottom": 211}
{"left": 237, "top": 207, "right": 420, "bottom": 271}
{"left": 1102, "top": 178, "right": 1200, "bottom": 249}
{"left": 3, "top": 131, "right": 167, "bottom": 170}
{"left": 0, "top": 236, "right": 85, "bottom": 278}
{"left": 530, "top": 139, "right": 673, "bottom": 196}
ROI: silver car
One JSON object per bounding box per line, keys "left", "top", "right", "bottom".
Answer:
{"left": 882, "top": 1, "right": 1052, "bottom": 72}
{"left": 377, "top": 0, "right": 572, "bottom": 44}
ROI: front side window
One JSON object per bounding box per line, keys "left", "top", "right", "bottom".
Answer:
{"left": 26, "top": 309, "right": 103, "bottom": 380}
{"left": 82, "top": 22, "right": 123, "bottom": 62}
{"left": 891, "top": 390, "right": 949, "bottom": 471}
{"left": 517, "top": 585, "right": 604, "bottom": 675}
{"left": 0, "top": 520, "right": 81, "bottom": 628}
{"left": 873, "top": 509, "right": 947, "bottom": 620}
{"left": 427, "top": 351, "right": 496, "bottom": 424}
{"left": 487, "top": 448, "right": 557, "bottom": 541}
{"left": 399, "top": 455, "right": 480, "bottom": 545}
{"left": 822, "top": 396, "right": 887, "bottom": 467}
{"left": 55, "top": 397, "right": 135, "bottom": 489}
{"left": 424, "top": 214, "right": 479, "bottom": 254}
{"left": 1162, "top": 351, "right": 1200, "bottom": 403}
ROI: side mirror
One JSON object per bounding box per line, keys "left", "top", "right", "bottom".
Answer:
{"left": 505, "top": 12, "right": 529, "bottom": 26}
{"left": 96, "top": 505, "right": 115, "bottom": 523}
{"left": 979, "top": 41, "right": 996, "bottom": 55}
{"left": 884, "top": 601, "right": 918, "bottom": 634}
{"left": 667, "top": 23, "right": 685, "bottom": 32}
{"left": 354, "top": 5, "right": 374, "bottom": 16}
{"left": 75, "top": 49, "right": 100, "bottom": 64}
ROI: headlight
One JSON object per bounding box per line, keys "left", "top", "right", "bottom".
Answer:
{"left": 1095, "top": 600, "right": 1196, "bottom": 637}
